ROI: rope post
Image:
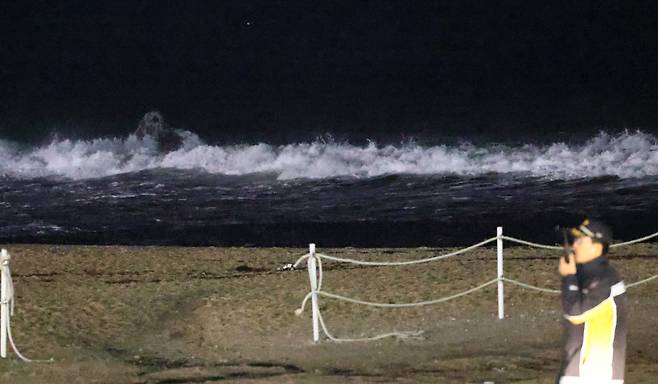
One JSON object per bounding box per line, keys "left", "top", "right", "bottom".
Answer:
{"left": 496, "top": 227, "right": 504, "bottom": 320}
{"left": 307, "top": 244, "right": 320, "bottom": 343}
{"left": 1, "top": 249, "right": 9, "bottom": 358}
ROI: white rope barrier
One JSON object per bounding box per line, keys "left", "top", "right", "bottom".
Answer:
{"left": 626, "top": 273, "right": 658, "bottom": 288}
{"left": 286, "top": 231, "right": 658, "bottom": 271}
{"left": 610, "top": 231, "right": 658, "bottom": 248}
{"left": 317, "top": 279, "right": 499, "bottom": 308}
{"left": 292, "top": 228, "right": 658, "bottom": 343}
{"left": 297, "top": 273, "right": 658, "bottom": 342}
{"left": 502, "top": 231, "right": 658, "bottom": 250}
{"left": 317, "top": 310, "right": 424, "bottom": 343}
{"left": 317, "top": 253, "right": 324, "bottom": 291}
{"left": 502, "top": 277, "right": 560, "bottom": 294}
{"left": 295, "top": 278, "right": 498, "bottom": 343}
{"left": 292, "top": 253, "right": 310, "bottom": 269}
{"left": 296, "top": 279, "right": 498, "bottom": 311}
{"left": 1, "top": 250, "right": 53, "bottom": 363}
{"left": 500, "top": 236, "right": 562, "bottom": 250}
{"left": 500, "top": 274, "right": 658, "bottom": 294}
{"left": 295, "top": 273, "right": 658, "bottom": 317}
{"left": 314, "top": 237, "right": 497, "bottom": 266}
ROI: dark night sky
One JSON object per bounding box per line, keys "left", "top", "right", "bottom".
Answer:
{"left": 1, "top": 1, "right": 658, "bottom": 143}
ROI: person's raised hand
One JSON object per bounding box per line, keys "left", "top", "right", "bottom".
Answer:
{"left": 559, "top": 252, "right": 576, "bottom": 276}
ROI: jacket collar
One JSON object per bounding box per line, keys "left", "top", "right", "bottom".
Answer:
{"left": 576, "top": 256, "right": 608, "bottom": 279}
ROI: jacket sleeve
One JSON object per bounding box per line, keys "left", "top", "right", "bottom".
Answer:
{"left": 561, "top": 274, "right": 611, "bottom": 325}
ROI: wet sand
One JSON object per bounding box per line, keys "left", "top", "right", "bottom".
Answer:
{"left": 0, "top": 243, "right": 656, "bottom": 383}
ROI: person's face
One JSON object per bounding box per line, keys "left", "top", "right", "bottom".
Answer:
{"left": 572, "top": 236, "right": 602, "bottom": 263}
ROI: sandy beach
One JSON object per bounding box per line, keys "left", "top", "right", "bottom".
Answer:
{"left": 0, "top": 243, "right": 656, "bottom": 383}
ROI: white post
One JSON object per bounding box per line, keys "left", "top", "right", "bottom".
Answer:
{"left": 496, "top": 227, "right": 504, "bottom": 320}
{"left": 307, "top": 244, "right": 320, "bottom": 343}
{"left": 0, "top": 249, "right": 9, "bottom": 358}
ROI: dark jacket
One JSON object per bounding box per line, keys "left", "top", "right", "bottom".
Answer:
{"left": 558, "top": 257, "right": 626, "bottom": 383}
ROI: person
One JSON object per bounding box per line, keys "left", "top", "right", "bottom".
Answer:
{"left": 134, "top": 110, "right": 183, "bottom": 152}
{"left": 557, "top": 218, "right": 626, "bottom": 383}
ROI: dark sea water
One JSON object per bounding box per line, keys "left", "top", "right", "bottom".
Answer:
{"left": 1, "top": 130, "right": 658, "bottom": 247}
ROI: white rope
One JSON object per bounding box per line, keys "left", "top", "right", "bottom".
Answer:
{"left": 500, "top": 236, "right": 562, "bottom": 250}
{"left": 295, "top": 278, "right": 497, "bottom": 342}
{"left": 1, "top": 264, "right": 53, "bottom": 363}
{"left": 626, "top": 273, "right": 658, "bottom": 288}
{"left": 295, "top": 270, "right": 657, "bottom": 342}
{"left": 502, "top": 277, "right": 560, "bottom": 294}
{"left": 295, "top": 291, "right": 313, "bottom": 316}
{"left": 317, "top": 310, "right": 424, "bottom": 342}
{"left": 296, "top": 273, "right": 658, "bottom": 314}
{"left": 289, "top": 230, "right": 658, "bottom": 343}
{"left": 295, "top": 291, "right": 426, "bottom": 342}
{"left": 610, "top": 231, "right": 658, "bottom": 248}
{"left": 315, "top": 237, "right": 497, "bottom": 266}
{"left": 317, "top": 255, "right": 323, "bottom": 291}
{"left": 296, "top": 279, "right": 498, "bottom": 312}
{"left": 292, "top": 253, "right": 310, "bottom": 269}
{"left": 502, "top": 273, "right": 658, "bottom": 293}
{"left": 502, "top": 231, "right": 658, "bottom": 250}
{"left": 288, "top": 231, "right": 658, "bottom": 271}
{"left": 317, "top": 279, "right": 498, "bottom": 307}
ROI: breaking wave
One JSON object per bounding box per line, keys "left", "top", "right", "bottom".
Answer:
{"left": 1, "top": 130, "right": 657, "bottom": 180}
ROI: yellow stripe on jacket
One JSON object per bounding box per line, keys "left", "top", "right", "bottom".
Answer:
{"left": 565, "top": 297, "right": 618, "bottom": 379}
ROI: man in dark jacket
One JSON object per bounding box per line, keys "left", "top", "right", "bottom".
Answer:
{"left": 557, "top": 219, "right": 626, "bottom": 384}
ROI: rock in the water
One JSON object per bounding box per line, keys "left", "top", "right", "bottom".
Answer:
{"left": 135, "top": 111, "right": 183, "bottom": 152}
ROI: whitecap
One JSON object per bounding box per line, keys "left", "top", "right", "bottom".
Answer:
{"left": 0, "top": 130, "right": 657, "bottom": 180}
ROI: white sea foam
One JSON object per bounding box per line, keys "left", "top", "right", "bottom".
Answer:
{"left": 1, "top": 130, "right": 657, "bottom": 180}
